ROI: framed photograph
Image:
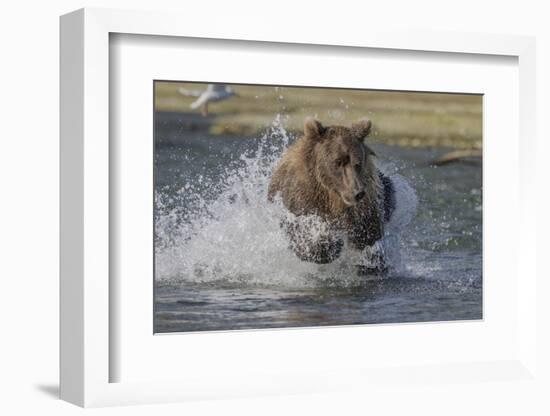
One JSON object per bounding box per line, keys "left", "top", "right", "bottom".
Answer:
{"left": 60, "top": 8, "right": 538, "bottom": 408}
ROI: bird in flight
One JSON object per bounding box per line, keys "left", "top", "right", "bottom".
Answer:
{"left": 178, "top": 84, "right": 237, "bottom": 116}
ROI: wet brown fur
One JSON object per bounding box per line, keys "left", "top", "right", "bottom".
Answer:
{"left": 268, "top": 118, "right": 384, "bottom": 263}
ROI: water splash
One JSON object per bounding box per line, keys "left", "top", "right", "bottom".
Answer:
{"left": 155, "top": 117, "right": 417, "bottom": 288}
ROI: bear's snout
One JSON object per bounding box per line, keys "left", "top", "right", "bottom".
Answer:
{"left": 341, "top": 190, "right": 364, "bottom": 207}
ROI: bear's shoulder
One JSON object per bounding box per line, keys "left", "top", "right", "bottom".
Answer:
{"left": 378, "top": 171, "right": 396, "bottom": 223}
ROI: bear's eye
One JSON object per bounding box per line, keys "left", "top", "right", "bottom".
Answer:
{"left": 336, "top": 156, "right": 350, "bottom": 167}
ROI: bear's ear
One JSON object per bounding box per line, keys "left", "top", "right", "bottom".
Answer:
{"left": 351, "top": 119, "right": 372, "bottom": 141}
{"left": 304, "top": 117, "right": 324, "bottom": 139}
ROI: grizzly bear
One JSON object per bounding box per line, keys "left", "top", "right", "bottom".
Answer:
{"left": 268, "top": 118, "right": 395, "bottom": 267}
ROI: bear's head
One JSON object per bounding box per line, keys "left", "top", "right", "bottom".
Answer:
{"left": 304, "top": 118, "right": 378, "bottom": 208}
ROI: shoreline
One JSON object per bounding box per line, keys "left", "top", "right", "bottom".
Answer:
{"left": 155, "top": 110, "right": 482, "bottom": 150}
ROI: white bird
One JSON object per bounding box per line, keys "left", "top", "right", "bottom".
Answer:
{"left": 177, "top": 84, "right": 237, "bottom": 116}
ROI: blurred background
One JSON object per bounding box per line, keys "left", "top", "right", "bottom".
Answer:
{"left": 155, "top": 81, "right": 482, "bottom": 150}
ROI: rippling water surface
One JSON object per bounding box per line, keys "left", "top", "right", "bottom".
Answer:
{"left": 154, "top": 117, "right": 482, "bottom": 333}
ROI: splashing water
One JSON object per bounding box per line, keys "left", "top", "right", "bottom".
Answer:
{"left": 155, "top": 117, "right": 417, "bottom": 288}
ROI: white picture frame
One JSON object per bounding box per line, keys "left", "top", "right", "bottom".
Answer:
{"left": 60, "top": 7, "right": 538, "bottom": 408}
